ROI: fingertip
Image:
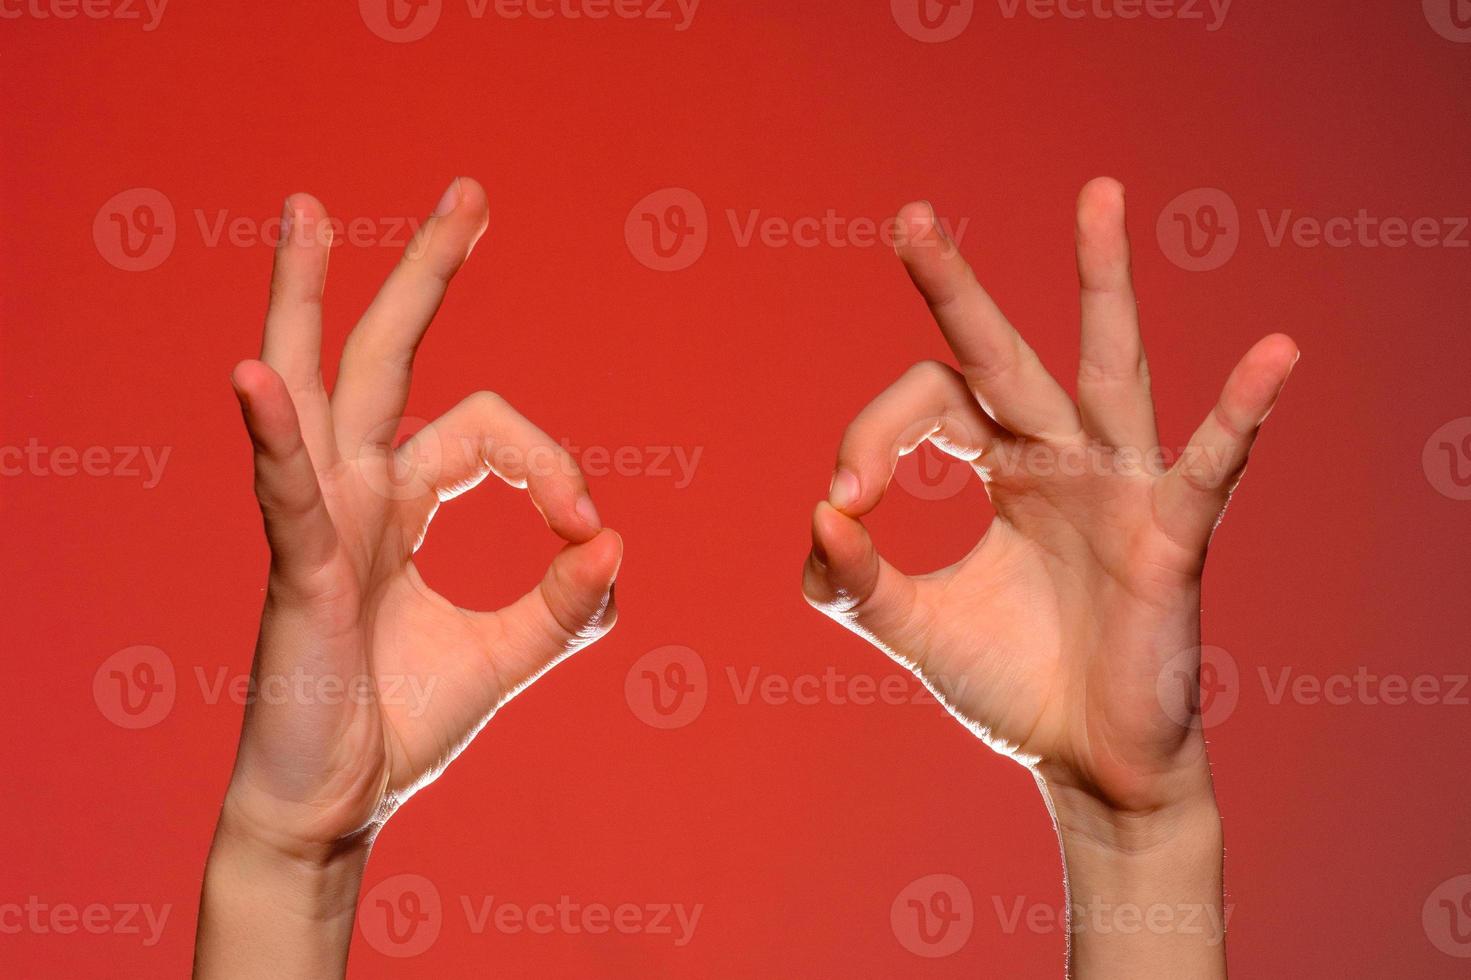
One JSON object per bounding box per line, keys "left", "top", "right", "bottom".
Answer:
{"left": 896, "top": 200, "right": 935, "bottom": 227}
{"left": 572, "top": 527, "right": 624, "bottom": 585}
{"left": 545, "top": 491, "right": 604, "bottom": 547}
{"left": 455, "top": 176, "right": 490, "bottom": 217}
{"left": 230, "top": 359, "right": 276, "bottom": 402}
{"left": 1258, "top": 332, "right": 1301, "bottom": 370}
{"left": 805, "top": 501, "right": 886, "bottom": 617}
{"left": 811, "top": 498, "right": 840, "bottom": 538}
{"left": 1077, "top": 177, "right": 1126, "bottom": 236}
{"left": 279, "top": 193, "right": 332, "bottom": 252}
{"left": 593, "top": 527, "right": 624, "bottom": 578}
{"left": 575, "top": 493, "right": 602, "bottom": 532}
{"left": 1220, "top": 334, "right": 1300, "bottom": 428}
{"left": 419, "top": 176, "right": 489, "bottom": 269}
{"left": 827, "top": 468, "right": 861, "bottom": 512}
{"left": 1079, "top": 176, "right": 1125, "bottom": 210}
{"left": 282, "top": 191, "right": 328, "bottom": 221}
{"left": 439, "top": 176, "right": 490, "bottom": 239}
{"left": 811, "top": 500, "right": 868, "bottom": 569}
{"left": 230, "top": 360, "right": 300, "bottom": 448}
{"left": 1241, "top": 334, "right": 1301, "bottom": 400}
{"left": 893, "top": 200, "right": 943, "bottom": 257}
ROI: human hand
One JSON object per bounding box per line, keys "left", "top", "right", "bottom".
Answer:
{"left": 803, "top": 178, "right": 1295, "bottom": 837}
{"left": 196, "top": 179, "right": 621, "bottom": 978}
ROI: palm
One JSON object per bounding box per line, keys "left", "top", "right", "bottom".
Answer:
{"left": 226, "top": 183, "right": 619, "bottom": 848}
{"left": 916, "top": 449, "right": 1203, "bottom": 801}
{"left": 806, "top": 182, "right": 1296, "bottom": 810}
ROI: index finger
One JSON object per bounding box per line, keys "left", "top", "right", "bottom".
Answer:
{"left": 894, "top": 201, "right": 1081, "bottom": 442}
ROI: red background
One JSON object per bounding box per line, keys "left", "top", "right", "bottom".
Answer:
{"left": 4, "top": 0, "right": 1469, "bottom": 975}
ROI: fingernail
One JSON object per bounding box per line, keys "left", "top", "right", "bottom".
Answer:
{"left": 575, "top": 494, "right": 601, "bottom": 529}
{"left": 280, "top": 198, "right": 294, "bottom": 242}
{"left": 828, "top": 469, "right": 860, "bottom": 510}
{"left": 432, "top": 178, "right": 461, "bottom": 217}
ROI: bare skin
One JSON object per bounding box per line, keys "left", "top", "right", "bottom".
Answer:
{"left": 804, "top": 178, "right": 1297, "bottom": 977}
{"left": 194, "top": 179, "right": 622, "bottom": 979}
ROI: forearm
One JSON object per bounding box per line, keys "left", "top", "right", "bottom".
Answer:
{"left": 1040, "top": 778, "right": 1228, "bottom": 979}
{"left": 193, "top": 809, "right": 370, "bottom": 979}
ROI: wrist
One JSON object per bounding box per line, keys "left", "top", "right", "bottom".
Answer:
{"left": 1036, "top": 770, "right": 1228, "bottom": 976}
{"left": 211, "top": 788, "right": 373, "bottom": 882}
{"left": 194, "top": 805, "right": 373, "bottom": 979}
{"left": 205, "top": 804, "right": 372, "bottom": 923}
{"left": 216, "top": 756, "right": 390, "bottom": 867}
{"left": 1041, "top": 774, "right": 1221, "bottom": 861}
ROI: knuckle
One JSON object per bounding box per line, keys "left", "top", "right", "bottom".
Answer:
{"left": 1077, "top": 357, "right": 1134, "bottom": 386}
{"left": 905, "top": 358, "right": 955, "bottom": 388}
{"left": 962, "top": 342, "right": 1021, "bottom": 388}
{"left": 468, "top": 390, "right": 510, "bottom": 417}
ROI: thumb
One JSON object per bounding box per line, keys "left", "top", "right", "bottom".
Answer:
{"left": 494, "top": 528, "right": 622, "bottom": 692}
{"left": 802, "top": 502, "right": 917, "bottom": 646}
